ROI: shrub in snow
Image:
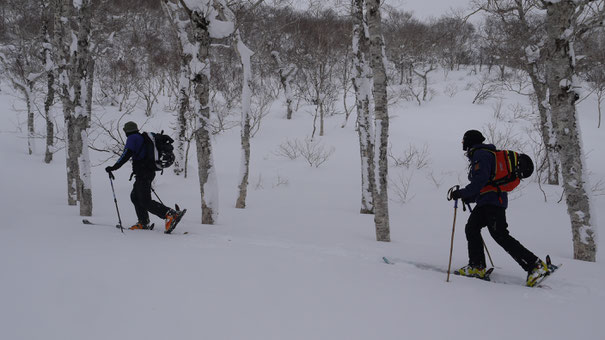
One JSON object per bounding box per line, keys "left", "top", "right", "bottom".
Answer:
{"left": 274, "top": 138, "right": 335, "bottom": 168}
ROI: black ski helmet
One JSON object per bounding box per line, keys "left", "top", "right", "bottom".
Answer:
{"left": 462, "top": 130, "right": 485, "bottom": 151}
{"left": 123, "top": 121, "right": 139, "bottom": 133}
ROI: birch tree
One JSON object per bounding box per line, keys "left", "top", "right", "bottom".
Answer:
{"left": 212, "top": 0, "right": 257, "bottom": 209}
{"left": 0, "top": 1, "right": 44, "bottom": 156}
{"left": 0, "top": 47, "right": 41, "bottom": 156}
{"left": 162, "top": 0, "right": 192, "bottom": 177}
{"left": 271, "top": 51, "right": 297, "bottom": 120}
{"left": 366, "top": 0, "right": 390, "bottom": 242}
{"left": 41, "top": 0, "right": 56, "bottom": 164}
{"left": 53, "top": 0, "right": 94, "bottom": 216}
{"left": 170, "top": 0, "right": 235, "bottom": 224}
{"left": 53, "top": 0, "right": 75, "bottom": 205}
{"left": 541, "top": 0, "right": 604, "bottom": 261}
{"left": 351, "top": 0, "right": 376, "bottom": 215}
{"left": 475, "top": 0, "right": 559, "bottom": 185}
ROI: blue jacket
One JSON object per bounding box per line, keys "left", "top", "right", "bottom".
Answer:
{"left": 111, "top": 133, "right": 150, "bottom": 174}
{"left": 458, "top": 143, "right": 508, "bottom": 209}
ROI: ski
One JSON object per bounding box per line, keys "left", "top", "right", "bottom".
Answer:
{"left": 383, "top": 257, "right": 494, "bottom": 280}
{"left": 82, "top": 219, "right": 122, "bottom": 229}
{"left": 82, "top": 219, "right": 189, "bottom": 234}
{"left": 383, "top": 256, "right": 558, "bottom": 288}
{"left": 383, "top": 257, "right": 481, "bottom": 277}
{"left": 82, "top": 219, "right": 153, "bottom": 230}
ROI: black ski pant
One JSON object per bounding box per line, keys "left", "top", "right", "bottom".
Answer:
{"left": 130, "top": 171, "right": 170, "bottom": 224}
{"left": 465, "top": 205, "right": 538, "bottom": 272}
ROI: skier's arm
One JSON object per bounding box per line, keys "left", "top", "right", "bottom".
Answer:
{"left": 459, "top": 153, "right": 492, "bottom": 199}
{"left": 107, "top": 148, "right": 134, "bottom": 171}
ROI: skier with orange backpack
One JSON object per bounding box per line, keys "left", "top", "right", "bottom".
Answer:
{"left": 448, "top": 130, "right": 551, "bottom": 286}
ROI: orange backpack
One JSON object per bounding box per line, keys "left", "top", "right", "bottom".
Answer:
{"left": 479, "top": 150, "right": 534, "bottom": 195}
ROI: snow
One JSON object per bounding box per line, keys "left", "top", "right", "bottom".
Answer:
{"left": 1, "top": 67, "right": 604, "bottom": 340}
{"left": 208, "top": 19, "right": 235, "bottom": 39}
{"left": 181, "top": 0, "right": 211, "bottom": 12}
{"left": 525, "top": 45, "right": 541, "bottom": 64}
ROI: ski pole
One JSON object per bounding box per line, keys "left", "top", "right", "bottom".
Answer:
{"left": 152, "top": 187, "right": 180, "bottom": 212}
{"left": 108, "top": 172, "right": 124, "bottom": 233}
{"left": 446, "top": 185, "right": 459, "bottom": 282}
{"left": 151, "top": 187, "right": 164, "bottom": 205}
{"left": 483, "top": 239, "right": 495, "bottom": 268}
{"left": 465, "top": 203, "right": 495, "bottom": 268}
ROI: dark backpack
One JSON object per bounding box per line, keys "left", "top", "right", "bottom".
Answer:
{"left": 143, "top": 131, "right": 175, "bottom": 171}
{"left": 480, "top": 149, "right": 534, "bottom": 194}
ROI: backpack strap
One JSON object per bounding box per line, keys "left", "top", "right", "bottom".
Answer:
{"left": 143, "top": 132, "right": 161, "bottom": 170}
{"left": 474, "top": 148, "right": 500, "bottom": 196}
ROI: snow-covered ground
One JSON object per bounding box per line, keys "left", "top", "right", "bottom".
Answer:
{"left": 1, "top": 68, "right": 604, "bottom": 340}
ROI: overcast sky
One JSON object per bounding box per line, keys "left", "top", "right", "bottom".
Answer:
{"left": 388, "top": 0, "right": 475, "bottom": 21}
{"left": 286, "top": 0, "right": 479, "bottom": 23}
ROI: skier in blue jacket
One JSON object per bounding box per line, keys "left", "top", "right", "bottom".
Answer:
{"left": 105, "top": 121, "right": 184, "bottom": 233}
{"left": 449, "top": 130, "right": 549, "bottom": 286}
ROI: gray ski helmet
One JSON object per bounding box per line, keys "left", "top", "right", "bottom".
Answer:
{"left": 462, "top": 130, "right": 485, "bottom": 151}
{"left": 123, "top": 121, "right": 139, "bottom": 133}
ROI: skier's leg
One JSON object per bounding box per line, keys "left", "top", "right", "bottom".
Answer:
{"left": 486, "top": 206, "right": 539, "bottom": 271}
{"left": 131, "top": 177, "right": 150, "bottom": 223}
{"left": 465, "top": 206, "right": 487, "bottom": 268}
{"left": 140, "top": 172, "right": 170, "bottom": 219}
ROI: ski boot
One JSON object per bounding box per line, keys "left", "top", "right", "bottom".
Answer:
{"left": 526, "top": 259, "right": 550, "bottom": 287}
{"left": 129, "top": 221, "right": 154, "bottom": 230}
{"left": 165, "top": 208, "right": 186, "bottom": 234}
{"left": 454, "top": 265, "right": 490, "bottom": 280}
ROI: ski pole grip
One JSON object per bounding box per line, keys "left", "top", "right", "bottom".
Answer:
{"left": 447, "top": 185, "right": 460, "bottom": 208}
{"left": 108, "top": 172, "right": 115, "bottom": 180}
{"left": 447, "top": 185, "right": 459, "bottom": 201}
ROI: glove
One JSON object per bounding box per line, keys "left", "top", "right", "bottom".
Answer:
{"left": 450, "top": 190, "right": 462, "bottom": 200}
{"left": 105, "top": 166, "right": 115, "bottom": 173}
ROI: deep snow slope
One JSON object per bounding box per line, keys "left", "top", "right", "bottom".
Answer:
{"left": 1, "top": 68, "right": 603, "bottom": 340}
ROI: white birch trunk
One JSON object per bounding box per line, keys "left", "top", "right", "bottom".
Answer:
{"left": 44, "top": 69, "right": 55, "bottom": 164}
{"left": 53, "top": 0, "right": 78, "bottom": 206}
{"left": 86, "top": 58, "right": 94, "bottom": 119}
{"left": 234, "top": 37, "right": 252, "bottom": 209}
{"left": 352, "top": 0, "right": 375, "bottom": 214}
{"left": 529, "top": 72, "right": 560, "bottom": 185}
{"left": 43, "top": 16, "right": 55, "bottom": 164}
{"left": 26, "top": 83, "right": 35, "bottom": 155}
{"left": 78, "top": 127, "right": 92, "bottom": 216}
{"left": 11, "top": 81, "right": 35, "bottom": 155}
{"left": 366, "top": 0, "right": 390, "bottom": 242}
{"left": 53, "top": 0, "right": 93, "bottom": 215}
{"left": 177, "top": 0, "right": 219, "bottom": 224}
{"left": 482, "top": 1, "right": 560, "bottom": 185}
{"left": 174, "top": 62, "right": 190, "bottom": 176}
{"left": 212, "top": 0, "right": 253, "bottom": 209}
{"left": 73, "top": 0, "right": 94, "bottom": 216}
{"left": 161, "top": 0, "right": 191, "bottom": 176}
{"left": 271, "top": 51, "right": 297, "bottom": 120}
{"left": 544, "top": 0, "right": 596, "bottom": 261}
{"left": 521, "top": 25, "right": 559, "bottom": 185}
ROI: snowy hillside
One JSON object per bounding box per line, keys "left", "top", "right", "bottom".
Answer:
{"left": 1, "top": 68, "right": 604, "bottom": 340}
